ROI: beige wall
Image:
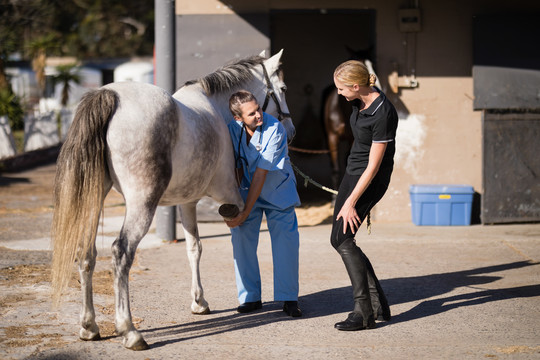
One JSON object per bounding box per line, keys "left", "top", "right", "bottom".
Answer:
{"left": 375, "top": 1, "right": 483, "bottom": 222}
{"left": 377, "top": 77, "right": 482, "bottom": 222}
{"left": 175, "top": 0, "right": 539, "bottom": 223}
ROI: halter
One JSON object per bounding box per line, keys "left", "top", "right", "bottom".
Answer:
{"left": 260, "top": 63, "right": 292, "bottom": 122}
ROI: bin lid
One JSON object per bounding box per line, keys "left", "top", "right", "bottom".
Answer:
{"left": 409, "top": 184, "right": 474, "bottom": 194}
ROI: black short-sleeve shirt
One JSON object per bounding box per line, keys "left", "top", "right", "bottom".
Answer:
{"left": 346, "top": 89, "right": 398, "bottom": 178}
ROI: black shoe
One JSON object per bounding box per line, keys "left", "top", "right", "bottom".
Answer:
{"left": 237, "top": 300, "right": 262, "bottom": 313}
{"left": 334, "top": 312, "right": 376, "bottom": 331}
{"left": 283, "top": 301, "right": 302, "bottom": 317}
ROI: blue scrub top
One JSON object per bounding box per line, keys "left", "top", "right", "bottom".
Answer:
{"left": 228, "top": 112, "right": 300, "bottom": 210}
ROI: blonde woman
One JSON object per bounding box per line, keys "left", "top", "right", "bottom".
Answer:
{"left": 331, "top": 60, "right": 398, "bottom": 331}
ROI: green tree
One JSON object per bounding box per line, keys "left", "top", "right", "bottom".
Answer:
{"left": 73, "top": 0, "right": 153, "bottom": 58}
{"left": 1, "top": 0, "right": 154, "bottom": 63}
{"left": 52, "top": 64, "right": 81, "bottom": 107}
{"left": 0, "top": 25, "right": 17, "bottom": 91}
{"left": 0, "top": 0, "right": 154, "bottom": 105}
{"left": 27, "top": 34, "right": 61, "bottom": 96}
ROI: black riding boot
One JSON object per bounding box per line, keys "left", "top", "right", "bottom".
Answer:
{"left": 363, "top": 252, "right": 391, "bottom": 321}
{"left": 334, "top": 238, "right": 376, "bottom": 331}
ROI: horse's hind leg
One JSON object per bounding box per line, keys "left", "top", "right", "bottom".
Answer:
{"left": 78, "top": 183, "right": 112, "bottom": 342}
{"left": 79, "top": 241, "right": 101, "bottom": 341}
{"left": 112, "top": 203, "right": 156, "bottom": 350}
{"left": 179, "top": 202, "right": 210, "bottom": 314}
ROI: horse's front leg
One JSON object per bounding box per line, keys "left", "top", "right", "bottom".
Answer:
{"left": 179, "top": 202, "right": 210, "bottom": 314}
{"left": 79, "top": 242, "right": 100, "bottom": 341}
{"left": 111, "top": 213, "right": 150, "bottom": 351}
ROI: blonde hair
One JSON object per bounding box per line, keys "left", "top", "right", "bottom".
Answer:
{"left": 334, "top": 60, "right": 377, "bottom": 88}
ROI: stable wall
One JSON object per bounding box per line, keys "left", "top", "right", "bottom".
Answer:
{"left": 174, "top": 0, "right": 540, "bottom": 223}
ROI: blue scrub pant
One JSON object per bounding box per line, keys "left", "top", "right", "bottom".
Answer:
{"left": 231, "top": 205, "right": 299, "bottom": 303}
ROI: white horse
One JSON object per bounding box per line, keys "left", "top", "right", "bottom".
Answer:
{"left": 51, "top": 50, "right": 294, "bottom": 350}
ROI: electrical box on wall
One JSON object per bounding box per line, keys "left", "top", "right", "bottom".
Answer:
{"left": 398, "top": 8, "right": 421, "bottom": 32}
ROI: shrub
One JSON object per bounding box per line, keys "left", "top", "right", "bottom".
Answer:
{"left": 0, "top": 88, "right": 24, "bottom": 131}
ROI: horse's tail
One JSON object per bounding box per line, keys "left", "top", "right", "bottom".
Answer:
{"left": 51, "top": 88, "right": 118, "bottom": 306}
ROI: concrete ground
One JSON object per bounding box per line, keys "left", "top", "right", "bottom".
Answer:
{"left": 1, "top": 164, "right": 539, "bottom": 359}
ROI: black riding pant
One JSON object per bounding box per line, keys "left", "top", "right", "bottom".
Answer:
{"left": 330, "top": 172, "right": 390, "bottom": 250}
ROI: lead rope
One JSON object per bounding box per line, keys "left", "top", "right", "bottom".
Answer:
{"left": 290, "top": 161, "right": 371, "bottom": 234}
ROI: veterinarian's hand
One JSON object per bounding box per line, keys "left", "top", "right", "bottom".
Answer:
{"left": 336, "top": 201, "right": 360, "bottom": 234}
{"left": 224, "top": 211, "right": 248, "bottom": 228}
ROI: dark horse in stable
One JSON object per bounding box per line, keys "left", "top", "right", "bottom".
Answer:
{"left": 322, "top": 54, "right": 380, "bottom": 191}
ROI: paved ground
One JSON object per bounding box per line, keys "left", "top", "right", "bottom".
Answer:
{"left": 1, "top": 164, "right": 539, "bottom": 359}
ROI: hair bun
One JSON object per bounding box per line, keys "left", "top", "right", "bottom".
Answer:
{"left": 369, "top": 74, "right": 377, "bottom": 87}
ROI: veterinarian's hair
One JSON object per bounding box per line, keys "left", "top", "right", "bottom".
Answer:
{"left": 229, "top": 90, "right": 257, "bottom": 118}
{"left": 334, "top": 60, "right": 377, "bottom": 87}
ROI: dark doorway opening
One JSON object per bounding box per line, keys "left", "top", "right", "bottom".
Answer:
{"left": 270, "top": 9, "right": 376, "bottom": 202}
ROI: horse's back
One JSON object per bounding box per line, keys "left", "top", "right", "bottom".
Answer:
{"left": 104, "top": 82, "right": 176, "bottom": 120}
{"left": 103, "top": 81, "right": 178, "bottom": 145}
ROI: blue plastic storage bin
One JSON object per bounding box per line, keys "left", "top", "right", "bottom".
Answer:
{"left": 409, "top": 184, "right": 474, "bottom": 226}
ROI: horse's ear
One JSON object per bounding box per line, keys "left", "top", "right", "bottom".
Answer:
{"left": 259, "top": 50, "right": 266, "bottom": 57}
{"left": 265, "top": 49, "right": 284, "bottom": 71}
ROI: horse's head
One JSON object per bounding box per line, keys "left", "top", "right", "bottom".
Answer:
{"left": 181, "top": 50, "right": 296, "bottom": 141}
{"left": 256, "top": 49, "right": 296, "bottom": 142}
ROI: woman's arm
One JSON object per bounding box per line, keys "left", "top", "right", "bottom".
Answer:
{"left": 225, "top": 167, "right": 268, "bottom": 228}
{"left": 337, "top": 142, "right": 388, "bottom": 234}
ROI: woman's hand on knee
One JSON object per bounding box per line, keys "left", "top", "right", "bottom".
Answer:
{"left": 337, "top": 203, "right": 360, "bottom": 234}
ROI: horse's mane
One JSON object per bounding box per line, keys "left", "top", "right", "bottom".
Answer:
{"left": 183, "top": 55, "right": 266, "bottom": 95}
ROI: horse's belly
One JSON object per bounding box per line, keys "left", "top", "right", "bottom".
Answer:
{"left": 158, "top": 158, "right": 217, "bottom": 205}
{"left": 158, "top": 186, "right": 206, "bottom": 206}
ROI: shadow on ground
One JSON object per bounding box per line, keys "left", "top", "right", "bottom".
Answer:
{"left": 136, "top": 260, "right": 540, "bottom": 348}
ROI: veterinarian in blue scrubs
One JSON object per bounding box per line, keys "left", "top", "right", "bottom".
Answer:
{"left": 225, "top": 90, "right": 302, "bottom": 317}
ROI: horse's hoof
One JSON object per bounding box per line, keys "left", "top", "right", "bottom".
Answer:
{"left": 130, "top": 340, "right": 150, "bottom": 351}
{"left": 80, "top": 334, "right": 101, "bottom": 341}
{"left": 79, "top": 328, "right": 101, "bottom": 341}
{"left": 218, "top": 204, "right": 239, "bottom": 218}
{"left": 124, "top": 333, "right": 149, "bottom": 351}
{"left": 192, "top": 307, "right": 211, "bottom": 315}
